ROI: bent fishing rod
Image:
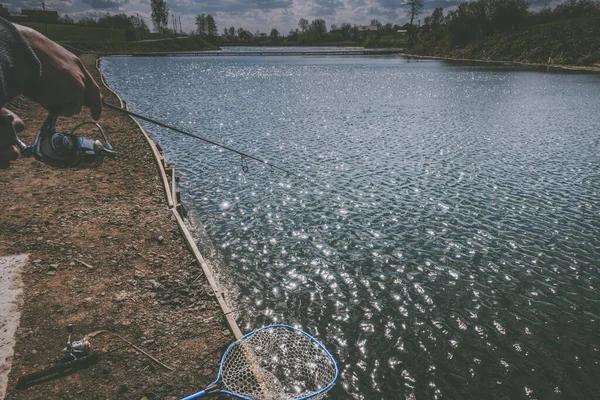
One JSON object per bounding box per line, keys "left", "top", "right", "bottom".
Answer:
{"left": 103, "top": 101, "right": 368, "bottom": 205}
{"left": 103, "top": 101, "right": 308, "bottom": 180}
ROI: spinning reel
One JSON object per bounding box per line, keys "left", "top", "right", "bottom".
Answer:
{"left": 2, "top": 112, "right": 115, "bottom": 168}
{"left": 62, "top": 324, "right": 92, "bottom": 362}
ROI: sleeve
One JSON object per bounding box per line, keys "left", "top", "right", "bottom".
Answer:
{"left": 0, "top": 17, "right": 41, "bottom": 106}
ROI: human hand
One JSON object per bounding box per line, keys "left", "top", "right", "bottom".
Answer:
{"left": 15, "top": 24, "right": 102, "bottom": 120}
{"left": 0, "top": 108, "right": 25, "bottom": 169}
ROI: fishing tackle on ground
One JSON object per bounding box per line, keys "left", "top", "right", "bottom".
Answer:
{"left": 16, "top": 324, "right": 98, "bottom": 389}
{"left": 62, "top": 323, "right": 92, "bottom": 361}
{"left": 181, "top": 324, "right": 338, "bottom": 400}
{"left": 2, "top": 112, "right": 116, "bottom": 168}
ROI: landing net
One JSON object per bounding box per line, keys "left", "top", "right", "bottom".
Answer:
{"left": 219, "top": 325, "right": 338, "bottom": 400}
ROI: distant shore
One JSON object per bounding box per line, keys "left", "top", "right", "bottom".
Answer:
{"left": 402, "top": 53, "right": 600, "bottom": 74}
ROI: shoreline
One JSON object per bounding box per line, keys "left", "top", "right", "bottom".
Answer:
{"left": 1, "top": 54, "right": 234, "bottom": 399}
{"left": 401, "top": 52, "right": 600, "bottom": 74}
{"left": 97, "top": 47, "right": 600, "bottom": 74}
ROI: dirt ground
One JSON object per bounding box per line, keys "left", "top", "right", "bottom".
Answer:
{"left": 0, "top": 54, "right": 233, "bottom": 399}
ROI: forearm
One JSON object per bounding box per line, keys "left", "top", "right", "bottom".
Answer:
{"left": 0, "top": 17, "right": 41, "bottom": 106}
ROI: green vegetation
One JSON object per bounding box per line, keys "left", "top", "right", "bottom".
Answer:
{"left": 20, "top": 22, "right": 217, "bottom": 54}
{"left": 411, "top": 0, "right": 600, "bottom": 66}
{"left": 150, "top": 0, "right": 169, "bottom": 34}
{"left": 66, "top": 36, "right": 218, "bottom": 54}
{"left": 22, "top": 0, "right": 598, "bottom": 65}
{"left": 21, "top": 22, "right": 128, "bottom": 42}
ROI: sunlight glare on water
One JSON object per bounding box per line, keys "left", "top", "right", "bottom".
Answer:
{"left": 102, "top": 54, "right": 600, "bottom": 399}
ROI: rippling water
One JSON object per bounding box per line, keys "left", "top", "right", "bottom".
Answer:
{"left": 102, "top": 55, "right": 600, "bottom": 399}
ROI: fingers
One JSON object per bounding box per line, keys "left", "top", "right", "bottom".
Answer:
{"left": 8, "top": 110, "right": 25, "bottom": 133}
{"left": 82, "top": 66, "right": 103, "bottom": 120}
{"left": 0, "top": 109, "right": 21, "bottom": 168}
{"left": 19, "top": 30, "right": 101, "bottom": 119}
{"left": 0, "top": 145, "right": 19, "bottom": 169}
{"left": 0, "top": 146, "right": 19, "bottom": 161}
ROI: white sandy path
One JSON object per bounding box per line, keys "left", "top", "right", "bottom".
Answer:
{"left": 0, "top": 254, "right": 27, "bottom": 400}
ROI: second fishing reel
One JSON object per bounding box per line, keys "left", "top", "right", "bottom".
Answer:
{"left": 5, "top": 113, "right": 116, "bottom": 168}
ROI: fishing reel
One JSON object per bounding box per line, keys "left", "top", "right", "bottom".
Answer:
{"left": 3, "top": 112, "right": 115, "bottom": 168}
{"left": 62, "top": 324, "right": 91, "bottom": 361}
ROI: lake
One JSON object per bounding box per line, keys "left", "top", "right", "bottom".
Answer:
{"left": 102, "top": 53, "right": 600, "bottom": 399}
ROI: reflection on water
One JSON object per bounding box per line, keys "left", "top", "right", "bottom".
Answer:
{"left": 102, "top": 54, "right": 600, "bottom": 399}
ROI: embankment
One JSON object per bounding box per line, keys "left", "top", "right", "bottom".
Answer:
{"left": 1, "top": 55, "right": 233, "bottom": 399}
{"left": 408, "top": 16, "right": 600, "bottom": 71}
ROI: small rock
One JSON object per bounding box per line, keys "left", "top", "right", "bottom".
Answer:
{"left": 157, "top": 235, "right": 165, "bottom": 244}
{"left": 114, "top": 291, "right": 129, "bottom": 302}
{"left": 149, "top": 280, "right": 162, "bottom": 290}
{"left": 33, "top": 259, "right": 42, "bottom": 264}
{"left": 48, "top": 264, "right": 59, "bottom": 271}
{"left": 46, "top": 271, "right": 56, "bottom": 276}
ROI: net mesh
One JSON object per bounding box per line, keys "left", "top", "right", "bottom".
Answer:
{"left": 220, "top": 326, "right": 337, "bottom": 400}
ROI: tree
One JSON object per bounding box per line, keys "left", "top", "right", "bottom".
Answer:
{"left": 59, "top": 14, "right": 74, "bottom": 24}
{"left": 206, "top": 14, "right": 217, "bottom": 37}
{"left": 150, "top": 0, "right": 169, "bottom": 33}
{"left": 97, "top": 13, "right": 137, "bottom": 30}
{"left": 238, "top": 29, "right": 252, "bottom": 42}
{"left": 270, "top": 28, "right": 279, "bottom": 39}
{"left": 228, "top": 26, "right": 235, "bottom": 37}
{"left": 78, "top": 17, "right": 97, "bottom": 26}
{"left": 288, "top": 29, "right": 298, "bottom": 40}
{"left": 370, "top": 19, "right": 382, "bottom": 28}
{"left": 195, "top": 13, "right": 206, "bottom": 36}
{"left": 340, "top": 22, "right": 352, "bottom": 37}
{"left": 430, "top": 7, "right": 444, "bottom": 26}
{"left": 310, "top": 18, "right": 327, "bottom": 37}
{"left": 298, "top": 18, "right": 309, "bottom": 31}
{"left": 404, "top": 0, "right": 424, "bottom": 26}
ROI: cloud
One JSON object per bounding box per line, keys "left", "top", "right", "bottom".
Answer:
{"left": 3, "top": 0, "right": 561, "bottom": 36}
{"left": 82, "top": 0, "right": 129, "bottom": 10}
{"left": 309, "top": 0, "right": 345, "bottom": 16}
{"left": 169, "top": 0, "right": 293, "bottom": 14}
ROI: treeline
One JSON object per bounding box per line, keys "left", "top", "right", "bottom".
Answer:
{"left": 73, "top": 13, "right": 150, "bottom": 33}
{"left": 193, "top": 15, "right": 410, "bottom": 45}
{"left": 420, "top": 0, "right": 600, "bottom": 46}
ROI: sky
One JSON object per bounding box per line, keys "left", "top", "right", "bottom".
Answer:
{"left": 2, "top": 0, "right": 559, "bottom": 35}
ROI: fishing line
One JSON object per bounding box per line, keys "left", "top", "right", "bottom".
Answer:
{"left": 104, "top": 101, "right": 376, "bottom": 208}
{"left": 104, "top": 101, "right": 306, "bottom": 179}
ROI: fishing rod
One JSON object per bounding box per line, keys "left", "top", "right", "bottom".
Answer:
{"left": 103, "top": 101, "right": 308, "bottom": 181}
{"left": 103, "top": 101, "right": 371, "bottom": 206}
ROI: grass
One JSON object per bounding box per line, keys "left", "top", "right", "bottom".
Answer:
{"left": 67, "top": 36, "right": 219, "bottom": 54}
{"left": 410, "top": 16, "right": 600, "bottom": 66}
{"left": 18, "top": 22, "right": 218, "bottom": 54}
{"left": 20, "top": 22, "right": 127, "bottom": 42}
